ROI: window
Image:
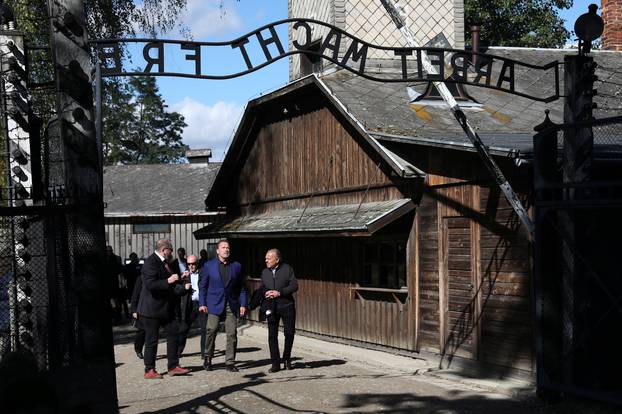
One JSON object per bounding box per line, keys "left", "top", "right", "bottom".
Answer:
{"left": 132, "top": 223, "right": 170, "bottom": 234}
{"left": 362, "top": 241, "right": 406, "bottom": 289}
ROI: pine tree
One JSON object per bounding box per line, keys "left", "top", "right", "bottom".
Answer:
{"left": 103, "top": 77, "right": 188, "bottom": 165}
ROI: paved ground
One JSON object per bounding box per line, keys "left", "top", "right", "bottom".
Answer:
{"left": 113, "top": 323, "right": 618, "bottom": 413}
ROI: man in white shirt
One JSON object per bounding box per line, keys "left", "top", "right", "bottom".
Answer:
{"left": 178, "top": 255, "right": 207, "bottom": 358}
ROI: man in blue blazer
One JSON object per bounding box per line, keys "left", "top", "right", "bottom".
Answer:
{"left": 199, "top": 239, "right": 247, "bottom": 371}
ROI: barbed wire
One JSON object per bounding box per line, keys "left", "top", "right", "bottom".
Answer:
{"left": 597, "top": 92, "right": 622, "bottom": 100}
{"left": 597, "top": 106, "right": 622, "bottom": 112}
{"left": 596, "top": 79, "right": 622, "bottom": 88}
{"left": 596, "top": 65, "right": 622, "bottom": 76}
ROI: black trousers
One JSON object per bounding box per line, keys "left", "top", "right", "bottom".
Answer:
{"left": 178, "top": 301, "right": 207, "bottom": 356}
{"left": 134, "top": 327, "right": 145, "bottom": 354}
{"left": 267, "top": 305, "right": 296, "bottom": 367}
{"left": 141, "top": 315, "right": 179, "bottom": 371}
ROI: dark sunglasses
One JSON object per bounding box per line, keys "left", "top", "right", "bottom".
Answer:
{"left": 187, "top": 262, "right": 198, "bottom": 265}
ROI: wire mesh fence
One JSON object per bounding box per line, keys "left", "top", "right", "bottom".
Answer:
{"left": 555, "top": 115, "right": 622, "bottom": 158}
{"left": 534, "top": 115, "right": 622, "bottom": 405}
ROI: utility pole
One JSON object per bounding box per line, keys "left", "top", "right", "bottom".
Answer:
{"left": 380, "top": 0, "right": 534, "bottom": 237}
{"left": 47, "top": 0, "right": 118, "bottom": 411}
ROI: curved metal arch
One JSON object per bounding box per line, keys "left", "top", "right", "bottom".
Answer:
{"left": 89, "top": 18, "right": 561, "bottom": 103}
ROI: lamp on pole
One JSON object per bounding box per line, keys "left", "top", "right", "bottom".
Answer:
{"left": 575, "top": 4, "right": 604, "bottom": 55}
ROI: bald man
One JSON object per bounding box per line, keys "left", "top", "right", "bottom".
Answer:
{"left": 177, "top": 254, "right": 207, "bottom": 358}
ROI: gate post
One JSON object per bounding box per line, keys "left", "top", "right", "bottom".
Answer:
{"left": 47, "top": 0, "right": 117, "bottom": 411}
{"left": 532, "top": 111, "right": 561, "bottom": 396}
{"left": 560, "top": 52, "right": 596, "bottom": 385}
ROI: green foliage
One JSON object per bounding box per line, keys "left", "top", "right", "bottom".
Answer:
{"left": 3, "top": 0, "right": 190, "bottom": 166}
{"left": 103, "top": 76, "right": 188, "bottom": 165}
{"left": 465, "top": 0, "right": 573, "bottom": 48}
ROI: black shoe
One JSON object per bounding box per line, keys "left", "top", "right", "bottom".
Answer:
{"left": 268, "top": 365, "right": 280, "bottom": 373}
{"left": 203, "top": 357, "right": 212, "bottom": 371}
{"left": 283, "top": 359, "right": 292, "bottom": 370}
{"left": 225, "top": 364, "right": 239, "bottom": 372}
{"left": 136, "top": 351, "right": 143, "bottom": 360}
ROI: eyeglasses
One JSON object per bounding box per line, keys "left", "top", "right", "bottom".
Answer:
{"left": 187, "top": 262, "right": 197, "bottom": 266}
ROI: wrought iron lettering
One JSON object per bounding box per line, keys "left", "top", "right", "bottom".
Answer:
{"left": 143, "top": 41, "right": 164, "bottom": 73}
{"left": 90, "top": 18, "right": 561, "bottom": 102}
{"left": 181, "top": 43, "right": 201, "bottom": 76}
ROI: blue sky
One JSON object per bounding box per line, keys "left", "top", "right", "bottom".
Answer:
{"left": 151, "top": 1, "right": 289, "bottom": 161}
{"left": 148, "top": 0, "right": 597, "bottom": 161}
{"left": 559, "top": 1, "right": 597, "bottom": 39}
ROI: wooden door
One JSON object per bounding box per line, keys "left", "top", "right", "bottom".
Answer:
{"left": 442, "top": 216, "right": 479, "bottom": 359}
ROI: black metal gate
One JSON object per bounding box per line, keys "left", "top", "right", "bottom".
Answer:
{"left": 533, "top": 115, "right": 622, "bottom": 405}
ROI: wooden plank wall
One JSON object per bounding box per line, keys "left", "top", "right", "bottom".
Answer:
{"left": 240, "top": 237, "right": 414, "bottom": 351}
{"left": 478, "top": 187, "right": 533, "bottom": 371}
{"left": 104, "top": 216, "right": 218, "bottom": 260}
{"left": 418, "top": 173, "right": 533, "bottom": 372}
{"left": 233, "top": 106, "right": 399, "bottom": 215}
{"left": 417, "top": 194, "right": 441, "bottom": 352}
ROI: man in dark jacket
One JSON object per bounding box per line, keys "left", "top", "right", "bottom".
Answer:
{"left": 130, "top": 273, "right": 145, "bottom": 360}
{"left": 137, "top": 239, "right": 191, "bottom": 379}
{"left": 104, "top": 246, "right": 123, "bottom": 323}
{"left": 260, "top": 248, "right": 298, "bottom": 373}
{"left": 123, "top": 252, "right": 142, "bottom": 306}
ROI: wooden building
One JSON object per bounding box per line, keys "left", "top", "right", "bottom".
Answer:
{"left": 104, "top": 150, "right": 220, "bottom": 260}
{"left": 196, "top": 48, "right": 622, "bottom": 376}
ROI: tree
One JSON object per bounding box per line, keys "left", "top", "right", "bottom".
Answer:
{"left": 465, "top": 0, "right": 573, "bottom": 48}
{"left": 103, "top": 76, "right": 188, "bottom": 165}
{"left": 1, "top": 0, "right": 191, "bottom": 166}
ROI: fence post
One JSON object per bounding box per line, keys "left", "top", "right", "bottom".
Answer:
{"left": 532, "top": 111, "right": 561, "bottom": 396}
{"left": 47, "top": 0, "right": 117, "bottom": 411}
{"left": 559, "top": 53, "right": 596, "bottom": 385}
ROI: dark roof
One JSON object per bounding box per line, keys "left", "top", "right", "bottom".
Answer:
{"left": 195, "top": 199, "right": 415, "bottom": 238}
{"left": 319, "top": 47, "right": 622, "bottom": 157}
{"left": 104, "top": 163, "right": 220, "bottom": 216}
{"left": 205, "top": 47, "right": 622, "bottom": 210}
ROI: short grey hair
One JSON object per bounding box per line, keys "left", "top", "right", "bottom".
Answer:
{"left": 267, "top": 248, "right": 282, "bottom": 261}
{"left": 156, "top": 239, "right": 172, "bottom": 251}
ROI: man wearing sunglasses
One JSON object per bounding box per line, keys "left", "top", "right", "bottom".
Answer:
{"left": 178, "top": 254, "right": 207, "bottom": 358}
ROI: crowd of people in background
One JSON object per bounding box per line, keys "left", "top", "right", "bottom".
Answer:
{"left": 105, "top": 238, "right": 299, "bottom": 379}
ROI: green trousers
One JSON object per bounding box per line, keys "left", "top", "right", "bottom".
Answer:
{"left": 204, "top": 305, "right": 238, "bottom": 365}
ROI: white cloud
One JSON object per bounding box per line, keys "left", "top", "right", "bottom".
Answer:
{"left": 182, "top": 0, "right": 244, "bottom": 39}
{"left": 170, "top": 97, "right": 244, "bottom": 161}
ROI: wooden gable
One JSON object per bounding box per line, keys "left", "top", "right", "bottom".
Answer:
{"left": 210, "top": 78, "right": 421, "bottom": 217}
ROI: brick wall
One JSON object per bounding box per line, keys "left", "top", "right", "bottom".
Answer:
{"left": 602, "top": 0, "right": 622, "bottom": 51}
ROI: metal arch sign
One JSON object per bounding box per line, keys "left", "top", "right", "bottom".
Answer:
{"left": 90, "top": 18, "right": 561, "bottom": 103}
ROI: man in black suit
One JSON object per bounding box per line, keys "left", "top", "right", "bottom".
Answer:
{"left": 137, "top": 239, "right": 191, "bottom": 379}
{"left": 123, "top": 252, "right": 142, "bottom": 307}
{"left": 130, "top": 274, "right": 145, "bottom": 360}
{"left": 260, "top": 248, "right": 298, "bottom": 373}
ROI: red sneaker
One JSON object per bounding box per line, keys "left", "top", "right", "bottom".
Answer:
{"left": 168, "top": 366, "right": 190, "bottom": 376}
{"left": 144, "top": 369, "right": 163, "bottom": 379}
